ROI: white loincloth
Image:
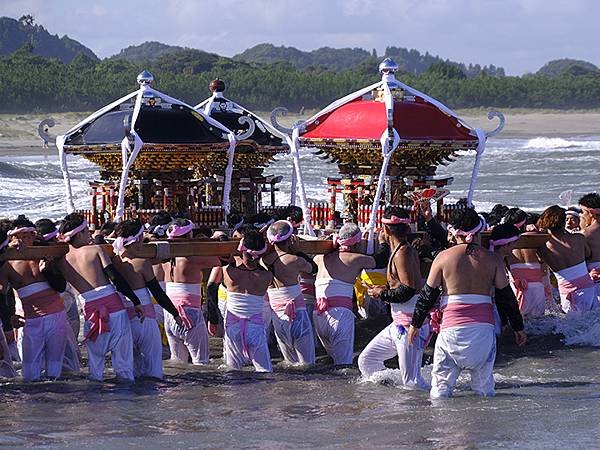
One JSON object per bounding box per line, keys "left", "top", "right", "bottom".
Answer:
{"left": 554, "top": 262, "right": 598, "bottom": 313}
{"left": 224, "top": 292, "right": 272, "bottom": 372}
{"left": 79, "top": 285, "right": 134, "bottom": 382}
{"left": 267, "top": 284, "right": 315, "bottom": 366}
{"left": 0, "top": 330, "right": 16, "bottom": 378}
{"left": 165, "top": 282, "right": 209, "bottom": 365}
{"left": 509, "top": 262, "right": 546, "bottom": 318}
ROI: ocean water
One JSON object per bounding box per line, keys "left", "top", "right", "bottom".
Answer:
{"left": 1, "top": 135, "right": 598, "bottom": 220}
{"left": 1, "top": 136, "right": 600, "bottom": 448}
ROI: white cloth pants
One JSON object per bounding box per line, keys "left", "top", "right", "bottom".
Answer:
{"left": 224, "top": 319, "right": 272, "bottom": 372}
{"left": 313, "top": 307, "right": 355, "bottom": 366}
{"left": 131, "top": 317, "right": 163, "bottom": 379}
{"left": 271, "top": 309, "right": 315, "bottom": 365}
{"left": 165, "top": 307, "right": 209, "bottom": 365}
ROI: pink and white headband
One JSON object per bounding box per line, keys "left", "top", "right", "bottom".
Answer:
{"left": 112, "top": 226, "right": 144, "bottom": 256}
{"left": 42, "top": 229, "right": 59, "bottom": 241}
{"left": 565, "top": 210, "right": 580, "bottom": 217}
{"left": 237, "top": 239, "right": 268, "bottom": 259}
{"left": 447, "top": 219, "right": 485, "bottom": 243}
{"left": 581, "top": 206, "right": 600, "bottom": 215}
{"left": 267, "top": 221, "right": 294, "bottom": 244}
{"left": 382, "top": 215, "right": 411, "bottom": 225}
{"left": 58, "top": 221, "right": 88, "bottom": 243}
{"left": 334, "top": 231, "right": 362, "bottom": 252}
{"left": 488, "top": 235, "right": 519, "bottom": 252}
{"left": 167, "top": 221, "right": 194, "bottom": 239}
{"left": 7, "top": 226, "right": 36, "bottom": 237}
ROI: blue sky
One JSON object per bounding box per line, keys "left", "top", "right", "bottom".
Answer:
{"left": 1, "top": 0, "right": 597, "bottom": 75}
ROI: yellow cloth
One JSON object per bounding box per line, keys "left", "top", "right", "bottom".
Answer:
{"left": 218, "top": 284, "right": 228, "bottom": 302}
{"left": 354, "top": 271, "right": 388, "bottom": 308}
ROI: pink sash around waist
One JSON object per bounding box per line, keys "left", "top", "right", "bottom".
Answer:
{"left": 300, "top": 282, "right": 316, "bottom": 297}
{"left": 126, "top": 303, "right": 157, "bottom": 321}
{"left": 269, "top": 295, "right": 306, "bottom": 321}
{"left": 169, "top": 293, "right": 202, "bottom": 329}
{"left": 440, "top": 303, "right": 495, "bottom": 330}
{"left": 82, "top": 293, "right": 125, "bottom": 342}
{"left": 315, "top": 296, "right": 353, "bottom": 315}
{"left": 21, "top": 288, "right": 64, "bottom": 319}
{"left": 226, "top": 311, "right": 264, "bottom": 359}
{"left": 511, "top": 267, "right": 544, "bottom": 307}
{"left": 558, "top": 274, "right": 595, "bottom": 306}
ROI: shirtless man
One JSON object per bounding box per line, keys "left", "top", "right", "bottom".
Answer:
{"left": 0, "top": 217, "right": 69, "bottom": 381}
{"left": 262, "top": 220, "right": 317, "bottom": 366}
{"left": 503, "top": 208, "right": 547, "bottom": 318}
{"left": 536, "top": 206, "right": 597, "bottom": 313}
{"left": 222, "top": 230, "right": 274, "bottom": 372}
{"left": 313, "top": 222, "right": 389, "bottom": 368}
{"left": 358, "top": 207, "right": 429, "bottom": 388}
{"left": 162, "top": 218, "right": 216, "bottom": 365}
{"left": 56, "top": 213, "right": 144, "bottom": 382}
{"left": 578, "top": 193, "right": 600, "bottom": 301}
{"left": 408, "top": 208, "right": 526, "bottom": 398}
{"left": 112, "top": 219, "right": 184, "bottom": 379}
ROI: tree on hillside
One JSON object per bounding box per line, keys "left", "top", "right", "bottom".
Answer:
{"left": 425, "top": 61, "right": 467, "bottom": 79}
{"left": 18, "top": 15, "right": 35, "bottom": 27}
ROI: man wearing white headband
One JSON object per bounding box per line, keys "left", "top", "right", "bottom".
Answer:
{"left": 223, "top": 229, "right": 274, "bottom": 371}
{"left": 408, "top": 208, "right": 526, "bottom": 399}
{"left": 56, "top": 213, "right": 144, "bottom": 382}
{"left": 565, "top": 207, "right": 581, "bottom": 233}
{"left": 502, "top": 208, "right": 547, "bottom": 318}
{"left": 162, "top": 218, "right": 217, "bottom": 365}
{"left": 112, "top": 219, "right": 185, "bottom": 379}
{"left": 579, "top": 194, "right": 600, "bottom": 303}
{"left": 0, "top": 216, "right": 70, "bottom": 381}
{"left": 313, "top": 222, "right": 390, "bottom": 368}
{"left": 0, "top": 228, "right": 16, "bottom": 378}
{"left": 262, "top": 220, "right": 317, "bottom": 366}
{"left": 537, "top": 206, "right": 598, "bottom": 313}
{"left": 358, "top": 207, "right": 429, "bottom": 389}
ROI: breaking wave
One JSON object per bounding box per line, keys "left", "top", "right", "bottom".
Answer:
{"left": 522, "top": 137, "right": 589, "bottom": 150}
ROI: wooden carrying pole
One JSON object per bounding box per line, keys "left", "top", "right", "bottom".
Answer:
{"left": 0, "top": 233, "right": 550, "bottom": 261}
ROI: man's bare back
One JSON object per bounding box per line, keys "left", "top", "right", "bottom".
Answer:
{"left": 537, "top": 232, "right": 589, "bottom": 272}
{"left": 315, "top": 251, "right": 376, "bottom": 285}
{"left": 223, "top": 265, "right": 273, "bottom": 296}
{"left": 59, "top": 245, "right": 113, "bottom": 294}
{"left": 163, "top": 256, "right": 220, "bottom": 284}
{"left": 582, "top": 223, "right": 600, "bottom": 263}
{"left": 262, "top": 251, "right": 312, "bottom": 287}
{"left": 1, "top": 260, "right": 45, "bottom": 290}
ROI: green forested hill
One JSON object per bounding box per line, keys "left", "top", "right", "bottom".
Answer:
{"left": 0, "top": 16, "right": 97, "bottom": 63}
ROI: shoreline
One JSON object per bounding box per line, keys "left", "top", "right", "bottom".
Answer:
{"left": 2, "top": 109, "right": 600, "bottom": 157}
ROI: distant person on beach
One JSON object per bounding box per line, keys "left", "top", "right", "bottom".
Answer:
{"left": 57, "top": 213, "right": 144, "bottom": 382}
{"left": 112, "top": 219, "right": 184, "bottom": 379}
{"left": 313, "top": 222, "right": 389, "bottom": 368}
{"left": 565, "top": 207, "right": 581, "bottom": 233}
{"left": 162, "top": 218, "right": 217, "bottom": 365}
{"left": 222, "top": 230, "right": 274, "bottom": 372}
{"left": 536, "top": 206, "right": 597, "bottom": 313}
{"left": 578, "top": 193, "right": 600, "bottom": 298}
{"left": 503, "top": 208, "right": 547, "bottom": 318}
{"left": 408, "top": 208, "right": 526, "bottom": 399}
{"left": 0, "top": 216, "right": 70, "bottom": 382}
{"left": 358, "top": 207, "right": 429, "bottom": 389}
{"left": 262, "top": 220, "right": 317, "bottom": 366}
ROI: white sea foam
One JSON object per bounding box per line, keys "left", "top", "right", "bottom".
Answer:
{"left": 526, "top": 312, "right": 600, "bottom": 347}
{"left": 522, "top": 137, "right": 590, "bottom": 150}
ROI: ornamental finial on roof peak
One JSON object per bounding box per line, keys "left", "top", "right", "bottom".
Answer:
{"left": 378, "top": 58, "right": 398, "bottom": 74}
{"left": 137, "top": 70, "right": 154, "bottom": 86}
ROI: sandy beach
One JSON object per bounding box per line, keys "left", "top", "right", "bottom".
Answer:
{"left": 2, "top": 109, "right": 600, "bottom": 157}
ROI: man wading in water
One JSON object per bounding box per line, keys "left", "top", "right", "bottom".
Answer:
{"left": 408, "top": 208, "right": 526, "bottom": 398}
{"left": 579, "top": 193, "right": 600, "bottom": 300}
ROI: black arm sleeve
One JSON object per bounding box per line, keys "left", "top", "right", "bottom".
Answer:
{"left": 495, "top": 285, "right": 524, "bottom": 332}
{"left": 206, "top": 282, "right": 220, "bottom": 324}
{"left": 146, "top": 278, "right": 179, "bottom": 318}
{"left": 102, "top": 264, "right": 140, "bottom": 306}
{"left": 380, "top": 283, "right": 417, "bottom": 304}
{"left": 372, "top": 243, "right": 390, "bottom": 269}
{"left": 296, "top": 251, "right": 318, "bottom": 275}
{"left": 426, "top": 218, "right": 449, "bottom": 249}
{"left": 411, "top": 284, "right": 441, "bottom": 328}
{"left": 42, "top": 264, "right": 67, "bottom": 293}
{"left": 0, "top": 293, "right": 11, "bottom": 331}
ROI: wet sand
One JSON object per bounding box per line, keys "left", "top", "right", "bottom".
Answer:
{"left": 2, "top": 109, "right": 600, "bottom": 157}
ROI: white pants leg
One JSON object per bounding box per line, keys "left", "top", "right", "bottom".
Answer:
{"left": 313, "top": 307, "right": 355, "bottom": 366}
{"left": 271, "top": 309, "right": 315, "bottom": 365}
{"left": 130, "top": 318, "right": 163, "bottom": 379}
{"left": 561, "top": 286, "right": 597, "bottom": 313}
{"left": 62, "top": 323, "right": 81, "bottom": 374}
{"left": 0, "top": 330, "right": 16, "bottom": 378}
{"left": 21, "top": 311, "right": 68, "bottom": 381}
{"left": 84, "top": 310, "right": 134, "bottom": 381}
{"left": 519, "top": 282, "right": 546, "bottom": 317}
{"left": 358, "top": 323, "right": 430, "bottom": 389}
{"left": 430, "top": 324, "right": 496, "bottom": 399}
{"left": 224, "top": 321, "right": 272, "bottom": 372}
{"left": 165, "top": 307, "right": 209, "bottom": 365}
